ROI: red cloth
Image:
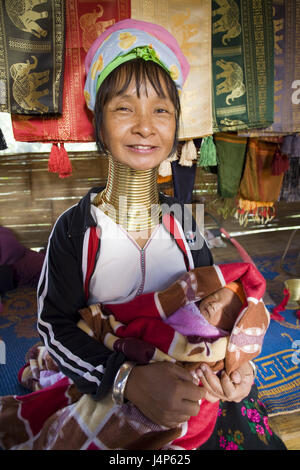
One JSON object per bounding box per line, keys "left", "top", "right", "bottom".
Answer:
{"left": 12, "top": 0, "right": 130, "bottom": 144}
{"left": 15, "top": 376, "right": 72, "bottom": 436}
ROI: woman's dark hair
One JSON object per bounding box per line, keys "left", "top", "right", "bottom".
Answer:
{"left": 94, "top": 58, "right": 181, "bottom": 157}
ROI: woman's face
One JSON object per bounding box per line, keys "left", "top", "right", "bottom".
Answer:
{"left": 100, "top": 75, "right": 176, "bottom": 171}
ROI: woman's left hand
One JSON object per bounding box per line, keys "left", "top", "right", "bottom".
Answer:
{"left": 196, "top": 361, "right": 254, "bottom": 403}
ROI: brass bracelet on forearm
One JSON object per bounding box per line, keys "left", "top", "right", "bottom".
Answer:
{"left": 112, "top": 361, "right": 136, "bottom": 406}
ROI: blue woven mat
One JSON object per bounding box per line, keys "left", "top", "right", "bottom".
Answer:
{"left": 254, "top": 307, "right": 300, "bottom": 416}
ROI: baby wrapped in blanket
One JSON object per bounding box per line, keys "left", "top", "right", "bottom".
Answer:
{"left": 15, "top": 262, "right": 268, "bottom": 451}
{"left": 88, "top": 262, "right": 269, "bottom": 375}
{"left": 68, "top": 262, "right": 269, "bottom": 450}
{"left": 97, "top": 279, "right": 247, "bottom": 376}
{"left": 164, "top": 279, "right": 246, "bottom": 343}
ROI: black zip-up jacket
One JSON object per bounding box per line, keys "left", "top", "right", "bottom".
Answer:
{"left": 37, "top": 187, "right": 213, "bottom": 400}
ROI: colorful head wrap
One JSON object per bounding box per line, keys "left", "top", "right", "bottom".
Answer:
{"left": 84, "top": 19, "right": 190, "bottom": 112}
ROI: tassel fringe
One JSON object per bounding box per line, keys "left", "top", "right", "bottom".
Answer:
{"left": 235, "top": 199, "right": 276, "bottom": 227}
{"left": 216, "top": 198, "right": 236, "bottom": 220}
{"left": 59, "top": 143, "right": 72, "bottom": 178}
{"left": 179, "top": 140, "right": 197, "bottom": 167}
{"left": 198, "top": 136, "right": 218, "bottom": 167}
{"left": 48, "top": 143, "right": 60, "bottom": 173}
{"left": 0, "top": 128, "right": 8, "bottom": 150}
{"left": 48, "top": 143, "right": 72, "bottom": 178}
{"left": 158, "top": 159, "right": 172, "bottom": 177}
{"left": 158, "top": 150, "right": 178, "bottom": 177}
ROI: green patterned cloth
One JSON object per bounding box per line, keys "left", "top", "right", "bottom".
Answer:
{"left": 214, "top": 132, "right": 247, "bottom": 198}
{"left": 212, "top": 0, "right": 274, "bottom": 132}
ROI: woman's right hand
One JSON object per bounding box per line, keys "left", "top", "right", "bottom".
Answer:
{"left": 124, "top": 362, "right": 202, "bottom": 428}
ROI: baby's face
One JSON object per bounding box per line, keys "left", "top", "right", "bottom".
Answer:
{"left": 199, "top": 287, "right": 243, "bottom": 331}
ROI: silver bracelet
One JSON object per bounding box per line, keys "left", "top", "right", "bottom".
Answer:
{"left": 249, "top": 361, "right": 257, "bottom": 379}
{"left": 112, "top": 361, "right": 136, "bottom": 405}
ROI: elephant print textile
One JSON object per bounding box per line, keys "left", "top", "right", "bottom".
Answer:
{"left": 5, "top": 0, "right": 48, "bottom": 38}
{"left": 10, "top": 56, "right": 50, "bottom": 113}
{"left": 79, "top": 5, "right": 115, "bottom": 52}
{"left": 216, "top": 59, "right": 245, "bottom": 105}
{"left": 213, "top": 0, "right": 241, "bottom": 45}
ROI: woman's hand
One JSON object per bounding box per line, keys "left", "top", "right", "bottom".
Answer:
{"left": 124, "top": 362, "right": 202, "bottom": 428}
{"left": 196, "top": 361, "right": 254, "bottom": 403}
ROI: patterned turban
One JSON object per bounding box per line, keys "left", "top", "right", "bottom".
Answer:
{"left": 84, "top": 19, "right": 190, "bottom": 112}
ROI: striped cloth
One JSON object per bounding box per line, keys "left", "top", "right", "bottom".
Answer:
{"left": 236, "top": 139, "right": 285, "bottom": 226}
{"left": 240, "top": 0, "right": 300, "bottom": 136}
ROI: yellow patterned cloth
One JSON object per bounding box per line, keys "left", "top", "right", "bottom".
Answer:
{"left": 131, "top": 0, "right": 213, "bottom": 139}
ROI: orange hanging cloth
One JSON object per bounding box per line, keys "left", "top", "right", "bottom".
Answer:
{"left": 271, "top": 146, "right": 289, "bottom": 175}
{"left": 236, "top": 139, "right": 285, "bottom": 226}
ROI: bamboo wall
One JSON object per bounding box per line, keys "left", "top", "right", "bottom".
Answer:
{"left": 0, "top": 152, "right": 107, "bottom": 248}
{"left": 0, "top": 151, "right": 171, "bottom": 249}
{"left": 0, "top": 152, "right": 299, "bottom": 250}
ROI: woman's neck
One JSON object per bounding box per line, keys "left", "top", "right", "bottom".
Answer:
{"left": 93, "top": 154, "right": 161, "bottom": 231}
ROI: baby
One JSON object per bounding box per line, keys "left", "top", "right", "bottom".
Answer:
{"left": 80, "top": 262, "right": 268, "bottom": 377}
{"left": 72, "top": 262, "right": 268, "bottom": 450}
{"left": 163, "top": 281, "right": 246, "bottom": 341}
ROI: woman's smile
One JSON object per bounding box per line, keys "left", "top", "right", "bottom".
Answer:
{"left": 126, "top": 144, "right": 159, "bottom": 154}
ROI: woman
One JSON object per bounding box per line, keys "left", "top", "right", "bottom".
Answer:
{"left": 0, "top": 19, "right": 286, "bottom": 450}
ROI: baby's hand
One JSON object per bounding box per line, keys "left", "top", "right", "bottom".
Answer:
{"left": 196, "top": 362, "right": 254, "bottom": 403}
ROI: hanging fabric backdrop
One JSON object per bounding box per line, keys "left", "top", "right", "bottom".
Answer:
{"left": 11, "top": 0, "right": 130, "bottom": 143}
{"left": 214, "top": 132, "right": 247, "bottom": 199}
{"left": 212, "top": 0, "right": 274, "bottom": 133}
{"left": 240, "top": 0, "right": 300, "bottom": 136}
{"left": 131, "top": 0, "right": 213, "bottom": 139}
{"left": 0, "top": 0, "right": 65, "bottom": 115}
{"left": 236, "top": 138, "right": 285, "bottom": 226}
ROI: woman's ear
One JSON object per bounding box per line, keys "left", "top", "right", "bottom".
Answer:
{"left": 96, "top": 120, "right": 108, "bottom": 155}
